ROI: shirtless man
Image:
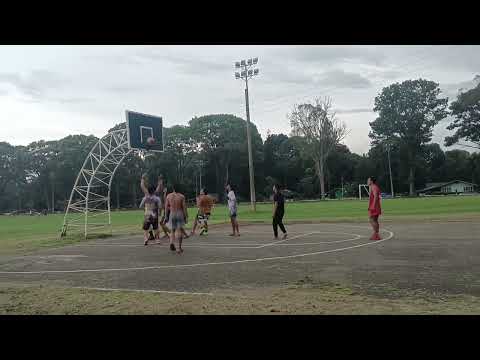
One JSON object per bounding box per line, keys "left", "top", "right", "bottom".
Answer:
{"left": 190, "top": 188, "right": 214, "bottom": 236}
{"left": 141, "top": 174, "right": 170, "bottom": 241}
{"left": 165, "top": 183, "right": 188, "bottom": 253}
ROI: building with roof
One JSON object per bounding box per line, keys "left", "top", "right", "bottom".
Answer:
{"left": 417, "top": 180, "right": 477, "bottom": 195}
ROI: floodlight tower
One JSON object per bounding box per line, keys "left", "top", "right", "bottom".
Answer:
{"left": 386, "top": 142, "right": 395, "bottom": 198}
{"left": 234, "top": 57, "right": 259, "bottom": 212}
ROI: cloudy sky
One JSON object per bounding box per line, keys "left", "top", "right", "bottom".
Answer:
{"left": 0, "top": 45, "right": 478, "bottom": 154}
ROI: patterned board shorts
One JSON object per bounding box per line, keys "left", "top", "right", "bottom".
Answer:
{"left": 197, "top": 212, "right": 210, "bottom": 225}
{"left": 168, "top": 211, "right": 186, "bottom": 230}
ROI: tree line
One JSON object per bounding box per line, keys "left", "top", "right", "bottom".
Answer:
{"left": 1, "top": 77, "right": 479, "bottom": 212}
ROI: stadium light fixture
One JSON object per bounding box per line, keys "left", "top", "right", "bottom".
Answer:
{"left": 232, "top": 56, "right": 260, "bottom": 212}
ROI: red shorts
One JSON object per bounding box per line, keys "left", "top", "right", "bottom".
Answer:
{"left": 369, "top": 210, "right": 381, "bottom": 218}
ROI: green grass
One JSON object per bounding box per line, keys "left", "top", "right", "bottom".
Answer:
{"left": 0, "top": 195, "right": 478, "bottom": 255}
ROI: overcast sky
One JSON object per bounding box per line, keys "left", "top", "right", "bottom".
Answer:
{"left": 0, "top": 45, "right": 478, "bottom": 155}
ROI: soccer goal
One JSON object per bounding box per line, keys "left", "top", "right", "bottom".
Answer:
{"left": 358, "top": 184, "right": 370, "bottom": 200}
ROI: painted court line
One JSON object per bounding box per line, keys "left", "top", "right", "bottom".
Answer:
{"left": 258, "top": 232, "right": 316, "bottom": 248}
{"left": 72, "top": 286, "right": 214, "bottom": 296}
{"left": 73, "top": 232, "right": 362, "bottom": 249}
{"left": 256, "top": 231, "right": 362, "bottom": 249}
{"left": 73, "top": 236, "right": 362, "bottom": 249}
{"left": 0, "top": 228, "right": 394, "bottom": 275}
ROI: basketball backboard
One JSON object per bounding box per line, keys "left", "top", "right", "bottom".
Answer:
{"left": 126, "top": 110, "right": 164, "bottom": 152}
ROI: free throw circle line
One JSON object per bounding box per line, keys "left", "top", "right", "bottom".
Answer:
{"left": 74, "top": 234, "right": 362, "bottom": 248}
{"left": 0, "top": 229, "right": 394, "bottom": 275}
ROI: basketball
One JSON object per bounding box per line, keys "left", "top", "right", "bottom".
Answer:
{"left": 146, "top": 137, "right": 156, "bottom": 145}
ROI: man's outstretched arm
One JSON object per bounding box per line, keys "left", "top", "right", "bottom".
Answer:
{"left": 140, "top": 174, "right": 149, "bottom": 196}
{"left": 155, "top": 175, "right": 164, "bottom": 195}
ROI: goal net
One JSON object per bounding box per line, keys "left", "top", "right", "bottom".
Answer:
{"left": 358, "top": 184, "right": 370, "bottom": 200}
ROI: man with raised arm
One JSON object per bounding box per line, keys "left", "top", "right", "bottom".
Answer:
{"left": 141, "top": 174, "right": 170, "bottom": 241}
{"left": 139, "top": 184, "right": 162, "bottom": 246}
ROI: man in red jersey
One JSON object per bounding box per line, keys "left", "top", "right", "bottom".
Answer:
{"left": 367, "top": 176, "right": 382, "bottom": 241}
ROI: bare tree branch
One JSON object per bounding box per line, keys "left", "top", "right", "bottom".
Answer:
{"left": 288, "top": 96, "right": 348, "bottom": 199}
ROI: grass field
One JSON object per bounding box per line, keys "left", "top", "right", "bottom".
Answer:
{"left": 0, "top": 195, "right": 478, "bottom": 255}
{"left": 1, "top": 195, "right": 479, "bottom": 315}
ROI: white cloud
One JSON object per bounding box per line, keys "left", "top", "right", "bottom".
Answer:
{"left": 0, "top": 45, "right": 479, "bottom": 154}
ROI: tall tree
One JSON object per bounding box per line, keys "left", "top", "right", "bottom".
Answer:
{"left": 289, "top": 97, "right": 347, "bottom": 199}
{"left": 263, "top": 134, "right": 304, "bottom": 191}
{"left": 369, "top": 79, "right": 448, "bottom": 195}
{"left": 421, "top": 143, "right": 446, "bottom": 183}
{"left": 189, "top": 114, "right": 263, "bottom": 200}
{"left": 163, "top": 125, "right": 197, "bottom": 183}
{"left": 443, "top": 150, "right": 472, "bottom": 182}
{"left": 0, "top": 142, "right": 16, "bottom": 207}
{"left": 326, "top": 144, "right": 357, "bottom": 195}
{"left": 445, "top": 77, "right": 480, "bottom": 149}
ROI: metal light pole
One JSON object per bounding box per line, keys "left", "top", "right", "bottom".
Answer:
{"left": 234, "top": 58, "right": 259, "bottom": 212}
{"left": 341, "top": 176, "right": 344, "bottom": 199}
{"left": 386, "top": 143, "right": 395, "bottom": 197}
{"left": 199, "top": 160, "right": 202, "bottom": 191}
{"left": 195, "top": 159, "right": 203, "bottom": 194}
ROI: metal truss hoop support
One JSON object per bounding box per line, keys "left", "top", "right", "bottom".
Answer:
{"left": 61, "top": 129, "right": 133, "bottom": 238}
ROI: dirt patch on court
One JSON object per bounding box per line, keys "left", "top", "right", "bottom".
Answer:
{"left": 1, "top": 281, "right": 479, "bottom": 315}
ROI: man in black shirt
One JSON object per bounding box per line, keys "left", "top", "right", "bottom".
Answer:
{"left": 272, "top": 184, "right": 287, "bottom": 240}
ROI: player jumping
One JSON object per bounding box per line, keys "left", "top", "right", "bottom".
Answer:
{"left": 141, "top": 174, "right": 170, "bottom": 242}
{"left": 139, "top": 185, "right": 162, "bottom": 246}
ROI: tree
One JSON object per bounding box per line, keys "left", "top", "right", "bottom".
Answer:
{"left": 163, "top": 125, "right": 197, "bottom": 183}
{"left": 189, "top": 114, "right": 263, "bottom": 200}
{"left": 21, "top": 135, "right": 100, "bottom": 212}
{"left": 326, "top": 144, "right": 358, "bottom": 196}
{"left": 0, "top": 143, "right": 31, "bottom": 211}
{"left": 443, "top": 150, "right": 472, "bottom": 182}
{"left": 469, "top": 152, "right": 480, "bottom": 185}
{"left": 0, "top": 142, "right": 16, "bottom": 208}
{"left": 369, "top": 79, "right": 448, "bottom": 195}
{"left": 421, "top": 143, "right": 446, "bottom": 182}
{"left": 263, "top": 134, "right": 304, "bottom": 192}
{"left": 445, "top": 77, "right": 480, "bottom": 149}
{"left": 289, "top": 97, "right": 347, "bottom": 199}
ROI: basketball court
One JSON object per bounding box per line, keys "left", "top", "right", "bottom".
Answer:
{"left": 6, "top": 110, "right": 477, "bottom": 302}
{"left": 1, "top": 221, "right": 480, "bottom": 299}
